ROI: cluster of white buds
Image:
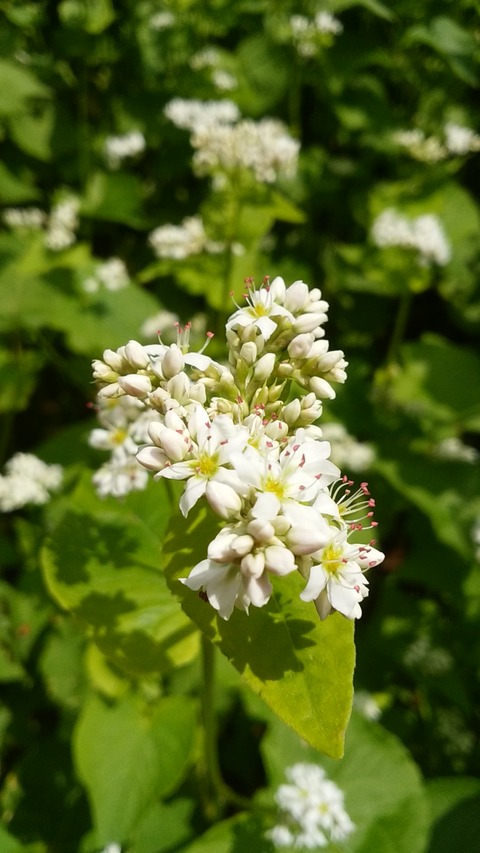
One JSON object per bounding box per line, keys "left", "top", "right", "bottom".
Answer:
{"left": 44, "top": 195, "right": 80, "bottom": 252}
{"left": 0, "top": 453, "right": 63, "bottom": 512}
{"left": 82, "top": 258, "right": 130, "bottom": 294}
{"left": 289, "top": 11, "right": 343, "bottom": 57}
{"left": 393, "top": 121, "right": 480, "bottom": 162}
{"left": 91, "top": 276, "right": 384, "bottom": 621}
{"left": 103, "top": 130, "right": 146, "bottom": 169}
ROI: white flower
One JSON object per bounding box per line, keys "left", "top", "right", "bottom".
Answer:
{"left": 268, "top": 763, "right": 355, "bottom": 849}
{"left": 300, "top": 528, "right": 383, "bottom": 620}
{"left": 2, "top": 207, "right": 46, "bottom": 230}
{"left": 164, "top": 98, "right": 240, "bottom": 132}
{"left": 371, "top": 208, "right": 451, "bottom": 266}
{"left": 104, "top": 130, "right": 146, "bottom": 169}
{"left": 93, "top": 449, "right": 149, "bottom": 498}
{"left": 315, "top": 11, "right": 343, "bottom": 35}
{"left": 212, "top": 69, "right": 237, "bottom": 91}
{"left": 433, "top": 436, "right": 479, "bottom": 463}
{"left": 0, "top": 453, "right": 63, "bottom": 512}
{"left": 444, "top": 121, "right": 480, "bottom": 155}
{"left": 44, "top": 196, "right": 80, "bottom": 251}
{"left": 148, "top": 216, "right": 207, "bottom": 259}
{"left": 226, "top": 280, "right": 295, "bottom": 341}
{"left": 149, "top": 11, "right": 175, "bottom": 30}
{"left": 353, "top": 690, "right": 382, "bottom": 721}
{"left": 321, "top": 422, "right": 375, "bottom": 472}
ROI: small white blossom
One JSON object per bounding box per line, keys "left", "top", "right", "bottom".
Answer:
{"left": 0, "top": 453, "right": 63, "bottom": 512}
{"left": 353, "top": 690, "right": 382, "bottom": 721}
{"left": 433, "top": 436, "right": 479, "bottom": 463}
{"left": 267, "top": 763, "right": 355, "bottom": 849}
{"left": 189, "top": 47, "right": 220, "bottom": 70}
{"left": 104, "top": 130, "right": 146, "bottom": 169}
{"left": 2, "top": 207, "right": 46, "bottom": 230}
{"left": 83, "top": 258, "right": 130, "bottom": 294}
{"left": 315, "top": 11, "right": 343, "bottom": 35}
{"left": 321, "top": 422, "right": 375, "bottom": 472}
{"left": 164, "top": 98, "right": 240, "bottom": 132}
{"left": 149, "top": 11, "right": 175, "bottom": 30}
{"left": 148, "top": 216, "right": 207, "bottom": 259}
{"left": 444, "top": 122, "right": 480, "bottom": 155}
{"left": 393, "top": 128, "right": 447, "bottom": 163}
{"left": 212, "top": 69, "right": 237, "bottom": 91}
{"left": 44, "top": 196, "right": 80, "bottom": 251}
{"left": 371, "top": 208, "right": 451, "bottom": 266}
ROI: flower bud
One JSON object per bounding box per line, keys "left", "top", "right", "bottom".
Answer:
{"left": 241, "top": 552, "right": 265, "bottom": 578}
{"left": 282, "top": 399, "right": 301, "bottom": 425}
{"left": 206, "top": 482, "right": 243, "bottom": 519}
{"left": 247, "top": 518, "right": 275, "bottom": 543}
{"left": 288, "top": 333, "right": 314, "bottom": 359}
{"left": 264, "top": 544, "right": 296, "bottom": 575}
{"left": 269, "top": 276, "right": 286, "bottom": 302}
{"left": 118, "top": 374, "right": 152, "bottom": 397}
{"left": 254, "top": 352, "right": 276, "bottom": 381}
{"left": 92, "top": 360, "right": 118, "bottom": 383}
{"left": 98, "top": 382, "right": 122, "bottom": 399}
{"left": 136, "top": 446, "right": 168, "bottom": 471}
{"left": 293, "top": 313, "right": 325, "bottom": 334}
{"left": 284, "top": 281, "right": 309, "bottom": 312}
{"left": 103, "top": 348, "right": 126, "bottom": 372}
{"left": 232, "top": 534, "right": 255, "bottom": 557}
{"left": 167, "top": 372, "right": 190, "bottom": 402}
{"left": 157, "top": 428, "right": 189, "bottom": 462}
{"left": 239, "top": 342, "right": 258, "bottom": 366}
{"left": 286, "top": 525, "right": 330, "bottom": 555}
{"left": 125, "top": 340, "right": 150, "bottom": 369}
{"left": 308, "top": 376, "right": 336, "bottom": 399}
{"left": 162, "top": 344, "right": 184, "bottom": 379}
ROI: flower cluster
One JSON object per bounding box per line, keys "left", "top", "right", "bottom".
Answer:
{"left": 371, "top": 208, "right": 451, "bottom": 266}
{"left": 2, "top": 196, "right": 80, "bottom": 252}
{"left": 2, "top": 207, "right": 46, "bottom": 230}
{"left": 104, "top": 130, "right": 146, "bottom": 169}
{"left": 289, "top": 10, "right": 343, "bottom": 57}
{"left": 0, "top": 453, "right": 63, "bottom": 512}
{"left": 267, "top": 763, "right": 355, "bottom": 849}
{"left": 164, "top": 99, "right": 299, "bottom": 184}
{"left": 393, "top": 121, "right": 480, "bottom": 162}
{"left": 91, "top": 276, "right": 384, "bottom": 621}
{"left": 82, "top": 258, "right": 130, "bottom": 294}
{"left": 148, "top": 214, "right": 244, "bottom": 261}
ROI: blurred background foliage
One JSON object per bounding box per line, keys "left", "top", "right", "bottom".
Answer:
{"left": 0, "top": 0, "right": 480, "bottom": 851}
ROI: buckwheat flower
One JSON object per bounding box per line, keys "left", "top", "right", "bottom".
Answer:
{"left": 267, "top": 763, "right": 355, "bottom": 849}
{"left": 371, "top": 208, "right": 413, "bottom": 248}
{"left": 0, "top": 453, "right": 63, "bottom": 512}
{"left": 353, "top": 690, "right": 382, "bottom": 721}
{"left": 433, "top": 436, "right": 478, "bottom": 463}
{"left": 104, "top": 130, "right": 146, "bottom": 169}
{"left": 140, "top": 405, "right": 249, "bottom": 517}
{"left": 191, "top": 118, "right": 300, "bottom": 184}
{"left": 44, "top": 196, "right": 80, "bottom": 251}
{"left": 96, "top": 258, "right": 129, "bottom": 291}
{"left": 226, "top": 280, "right": 295, "bottom": 341}
{"left": 164, "top": 98, "right": 240, "bottom": 132}
{"left": 315, "top": 10, "right": 343, "bottom": 35}
{"left": 392, "top": 128, "right": 447, "bottom": 162}
{"left": 93, "top": 449, "right": 149, "bottom": 498}
{"left": 149, "top": 10, "right": 175, "bottom": 30}
{"left": 140, "top": 309, "right": 180, "bottom": 340}
{"left": 300, "top": 527, "right": 384, "bottom": 620}
{"left": 444, "top": 121, "right": 480, "bottom": 155}
{"left": 212, "top": 69, "right": 237, "bottom": 91}
{"left": 148, "top": 216, "right": 207, "bottom": 259}
{"left": 2, "top": 207, "right": 46, "bottom": 230}
{"left": 411, "top": 214, "right": 451, "bottom": 266}
{"left": 189, "top": 47, "right": 220, "bottom": 70}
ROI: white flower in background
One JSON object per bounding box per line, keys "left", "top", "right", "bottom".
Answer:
{"left": 99, "top": 843, "right": 122, "bottom": 853}
{"left": 353, "top": 690, "right": 382, "bottom": 721}
{"left": 191, "top": 117, "right": 299, "bottom": 183}
{"left": 267, "top": 763, "right": 355, "bottom": 849}
{"left": 93, "top": 451, "right": 149, "bottom": 498}
{"left": 444, "top": 122, "right": 480, "bottom": 155}
{"left": 2, "top": 207, "right": 46, "bottom": 230}
{"left": 149, "top": 10, "right": 175, "bottom": 30}
{"left": 83, "top": 258, "right": 130, "bottom": 294}
{"left": 433, "top": 436, "right": 479, "bottom": 463}
{"left": 148, "top": 216, "right": 207, "bottom": 259}
{"left": 315, "top": 10, "right": 343, "bottom": 35}
{"left": 212, "top": 69, "right": 237, "bottom": 91}
{"left": 0, "top": 453, "right": 63, "bottom": 512}
{"left": 140, "top": 309, "right": 180, "bottom": 340}
{"left": 321, "top": 422, "right": 375, "bottom": 472}
{"left": 371, "top": 208, "right": 451, "bottom": 266}
{"left": 289, "top": 10, "right": 343, "bottom": 57}
{"left": 164, "top": 98, "right": 240, "bottom": 132}
{"left": 190, "top": 47, "right": 220, "bottom": 70}
{"left": 393, "top": 128, "right": 447, "bottom": 163}
{"left": 104, "top": 130, "right": 146, "bottom": 169}
{"left": 44, "top": 196, "right": 80, "bottom": 251}
{"left": 403, "top": 634, "right": 453, "bottom": 676}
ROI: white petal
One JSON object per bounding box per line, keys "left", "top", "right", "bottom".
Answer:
{"left": 179, "top": 476, "right": 207, "bottom": 516}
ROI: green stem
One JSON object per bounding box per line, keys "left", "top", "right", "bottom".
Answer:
{"left": 199, "top": 634, "right": 251, "bottom": 820}
{"left": 387, "top": 290, "right": 413, "bottom": 365}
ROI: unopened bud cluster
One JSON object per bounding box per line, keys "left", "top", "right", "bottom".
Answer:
{"left": 91, "top": 276, "right": 384, "bottom": 621}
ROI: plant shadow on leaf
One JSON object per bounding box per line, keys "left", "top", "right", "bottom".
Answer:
{"left": 45, "top": 511, "right": 140, "bottom": 584}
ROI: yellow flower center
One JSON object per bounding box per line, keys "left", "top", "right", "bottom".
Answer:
{"left": 112, "top": 428, "right": 128, "bottom": 445}
{"left": 263, "top": 476, "right": 285, "bottom": 499}
{"left": 196, "top": 452, "right": 218, "bottom": 477}
{"left": 322, "top": 543, "right": 343, "bottom": 574}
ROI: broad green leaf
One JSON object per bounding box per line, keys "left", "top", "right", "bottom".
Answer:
{"left": 41, "top": 475, "right": 199, "bottom": 677}
{"left": 262, "top": 712, "right": 429, "bottom": 853}
{"left": 0, "top": 59, "right": 50, "bottom": 116}
{"left": 130, "top": 798, "right": 196, "bottom": 853}
{"left": 82, "top": 172, "right": 147, "bottom": 227}
{"left": 180, "top": 812, "right": 270, "bottom": 853}
{"left": 0, "top": 348, "right": 44, "bottom": 413}
{"left": 74, "top": 693, "right": 196, "bottom": 843}
{"left": 8, "top": 104, "right": 56, "bottom": 162}
{"left": 425, "top": 778, "right": 480, "bottom": 853}
{"left": 163, "top": 506, "right": 355, "bottom": 758}
{"left": 0, "top": 163, "right": 39, "bottom": 204}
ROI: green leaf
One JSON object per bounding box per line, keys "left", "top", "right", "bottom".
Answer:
{"left": 0, "top": 163, "right": 39, "bottom": 204}
{"left": 41, "top": 475, "right": 199, "bottom": 677}
{"left": 426, "top": 778, "right": 480, "bottom": 853}
{"left": 82, "top": 171, "right": 147, "bottom": 227}
{"left": 180, "top": 812, "right": 270, "bottom": 853}
{"left": 8, "top": 104, "right": 56, "bottom": 161}
{"left": 0, "top": 348, "right": 44, "bottom": 413}
{"left": 404, "top": 17, "right": 478, "bottom": 85}
{"left": 162, "top": 506, "right": 355, "bottom": 758}
{"left": 0, "top": 59, "right": 50, "bottom": 116}
{"left": 74, "top": 692, "right": 196, "bottom": 844}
